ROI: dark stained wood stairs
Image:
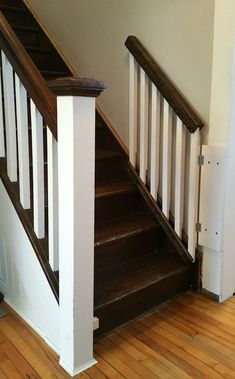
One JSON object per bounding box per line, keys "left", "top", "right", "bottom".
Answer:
{"left": 0, "top": 0, "right": 197, "bottom": 338}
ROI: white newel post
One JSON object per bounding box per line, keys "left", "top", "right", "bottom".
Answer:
{"left": 48, "top": 77, "right": 106, "bottom": 376}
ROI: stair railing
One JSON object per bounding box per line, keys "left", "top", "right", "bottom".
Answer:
{"left": 125, "top": 36, "right": 204, "bottom": 259}
{"left": 0, "top": 11, "right": 57, "bottom": 267}
{"left": 0, "top": 11, "right": 105, "bottom": 375}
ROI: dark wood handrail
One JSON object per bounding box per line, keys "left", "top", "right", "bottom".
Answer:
{"left": 0, "top": 11, "right": 57, "bottom": 138}
{"left": 47, "top": 76, "right": 106, "bottom": 97}
{"left": 125, "top": 36, "right": 204, "bottom": 133}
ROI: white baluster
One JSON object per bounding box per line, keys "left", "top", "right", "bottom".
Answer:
{"left": 150, "top": 84, "right": 161, "bottom": 200}
{"left": 1, "top": 52, "right": 17, "bottom": 181}
{"left": 30, "top": 100, "right": 45, "bottom": 239}
{"left": 15, "top": 74, "right": 30, "bottom": 209}
{"left": 174, "top": 118, "right": 186, "bottom": 237}
{"left": 0, "top": 68, "right": 5, "bottom": 158}
{"left": 139, "top": 67, "right": 148, "bottom": 183}
{"left": 47, "top": 128, "right": 58, "bottom": 271}
{"left": 188, "top": 128, "right": 200, "bottom": 259}
{"left": 162, "top": 99, "right": 173, "bottom": 218}
{"left": 129, "top": 54, "right": 138, "bottom": 167}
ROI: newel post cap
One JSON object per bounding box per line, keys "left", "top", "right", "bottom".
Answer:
{"left": 47, "top": 76, "right": 107, "bottom": 97}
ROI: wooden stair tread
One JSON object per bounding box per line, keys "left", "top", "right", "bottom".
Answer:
{"left": 40, "top": 70, "right": 70, "bottom": 78}
{"left": 95, "top": 181, "right": 135, "bottom": 198}
{"left": 95, "top": 213, "right": 158, "bottom": 247}
{"left": 95, "top": 150, "right": 121, "bottom": 160}
{"left": 12, "top": 24, "right": 39, "bottom": 32}
{"left": 25, "top": 46, "right": 54, "bottom": 54}
{"left": 0, "top": 5, "right": 26, "bottom": 12}
{"left": 95, "top": 250, "right": 189, "bottom": 309}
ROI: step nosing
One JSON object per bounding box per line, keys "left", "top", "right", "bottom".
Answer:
{"left": 95, "top": 223, "right": 158, "bottom": 247}
{"left": 94, "top": 265, "right": 190, "bottom": 310}
{"left": 12, "top": 24, "right": 38, "bottom": 31}
{"left": 0, "top": 5, "right": 26, "bottom": 12}
{"left": 95, "top": 184, "right": 136, "bottom": 198}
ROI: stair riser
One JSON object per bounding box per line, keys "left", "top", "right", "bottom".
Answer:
{"left": 94, "top": 265, "right": 194, "bottom": 337}
{"left": 95, "top": 191, "right": 140, "bottom": 223}
{"left": 95, "top": 228, "right": 161, "bottom": 273}
{"left": 14, "top": 28, "right": 51, "bottom": 49}
{"left": 1, "top": 9, "right": 37, "bottom": 27}
{"left": 27, "top": 49, "right": 68, "bottom": 72}
{"left": 0, "top": 0, "right": 24, "bottom": 7}
{"left": 96, "top": 127, "right": 123, "bottom": 153}
{"left": 95, "top": 158, "right": 129, "bottom": 184}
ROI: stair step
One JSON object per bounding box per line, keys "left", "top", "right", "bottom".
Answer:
{"left": 40, "top": 70, "right": 71, "bottom": 80}
{"left": 95, "top": 150, "right": 128, "bottom": 184}
{"left": 0, "top": 0, "right": 24, "bottom": 7}
{"left": 95, "top": 181, "right": 135, "bottom": 198}
{"left": 12, "top": 25, "right": 52, "bottom": 48}
{"left": 25, "top": 46, "right": 68, "bottom": 72}
{"left": 95, "top": 182, "right": 141, "bottom": 223}
{"left": 95, "top": 213, "right": 157, "bottom": 247}
{"left": 94, "top": 251, "right": 193, "bottom": 336}
{"left": 0, "top": 4, "right": 37, "bottom": 26}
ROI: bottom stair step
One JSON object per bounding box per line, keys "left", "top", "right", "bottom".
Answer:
{"left": 94, "top": 251, "right": 194, "bottom": 337}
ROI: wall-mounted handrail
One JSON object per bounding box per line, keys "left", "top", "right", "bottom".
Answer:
{"left": 125, "top": 35, "right": 204, "bottom": 133}
{"left": 0, "top": 11, "right": 57, "bottom": 138}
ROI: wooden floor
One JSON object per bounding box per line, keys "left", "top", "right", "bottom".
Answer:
{"left": 1, "top": 292, "right": 235, "bottom": 378}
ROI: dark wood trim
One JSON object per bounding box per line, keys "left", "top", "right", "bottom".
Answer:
{"left": 0, "top": 11, "right": 57, "bottom": 138}
{"left": 0, "top": 159, "right": 59, "bottom": 303}
{"left": 125, "top": 161, "right": 193, "bottom": 264}
{"left": 125, "top": 36, "right": 204, "bottom": 133}
{"left": 192, "top": 249, "right": 203, "bottom": 292}
{"left": 47, "top": 76, "right": 106, "bottom": 97}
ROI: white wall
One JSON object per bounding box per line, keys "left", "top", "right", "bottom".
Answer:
{"left": 25, "top": 0, "right": 215, "bottom": 146}
{"left": 0, "top": 180, "right": 60, "bottom": 352}
{"left": 220, "top": 39, "right": 235, "bottom": 301}
{"left": 208, "top": 0, "right": 235, "bottom": 146}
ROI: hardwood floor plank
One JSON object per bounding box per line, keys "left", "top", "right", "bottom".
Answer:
{"left": 94, "top": 353, "right": 124, "bottom": 378}
{"left": 95, "top": 340, "right": 144, "bottom": 379}
{"left": 106, "top": 334, "right": 170, "bottom": 379}
{"left": 117, "top": 327, "right": 193, "bottom": 379}
{"left": 0, "top": 339, "right": 41, "bottom": 378}
{"left": 142, "top": 312, "right": 235, "bottom": 377}
{"left": 85, "top": 364, "right": 107, "bottom": 379}
{"left": 2, "top": 292, "right": 235, "bottom": 378}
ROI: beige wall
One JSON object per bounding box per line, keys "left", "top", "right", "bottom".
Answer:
{"left": 25, "top": 0, "right": 215, "bottom": 147}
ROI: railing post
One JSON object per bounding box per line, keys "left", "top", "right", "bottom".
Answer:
{"left": 48, "top": 77, "right": 106, "bottom": 376}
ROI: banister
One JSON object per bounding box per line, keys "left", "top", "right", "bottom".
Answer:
{"left": 125, "top": 36, "right": 204, "bottom": 133}
{"left": 0, "top": 11, "right": 57, "bottom": 138}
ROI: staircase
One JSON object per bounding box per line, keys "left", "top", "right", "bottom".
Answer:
{"left": 0, "top": 0, "right": 200, "bottom": 343}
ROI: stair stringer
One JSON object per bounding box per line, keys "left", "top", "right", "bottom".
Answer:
{"left": 0, "top": 179, "right": 60, "bottom": 353}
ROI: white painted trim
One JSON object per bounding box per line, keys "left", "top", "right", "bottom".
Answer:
{"left": 162, "top": 100, "right": 173, "bottom": 218}
{"left": 15, "top": 74, "right": 31, "bottom": 210}
{"left": 129, "top": 53, "right": 138, "bottom": 167}
{"left": 2, "top": 296, "right": 60, "bottom": 355}
{"left": 139, "top": 67, "right": 148, "bottom": 183}
{"left": 0, "top": 70, "right": 5, "bottom": 158}
{"left": 220, "top": 38, "right": 235, "bottom": 301}
{"left": 47, "top": 129, "right": 59, "bottom": 271}
{"left": 58, "top": 96, "right": 95, "bottom": 373}
{"left": 150, "top": 84, "right": 160, "bottom": 200}
{"left": 59, "top": 358, "right": 97, "bottom": 377}
{"left": 1, "top": 51, "right": 17, "bottom": 182}
{"left": 30, "top": 100, "right": 45, "bottom": 239}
